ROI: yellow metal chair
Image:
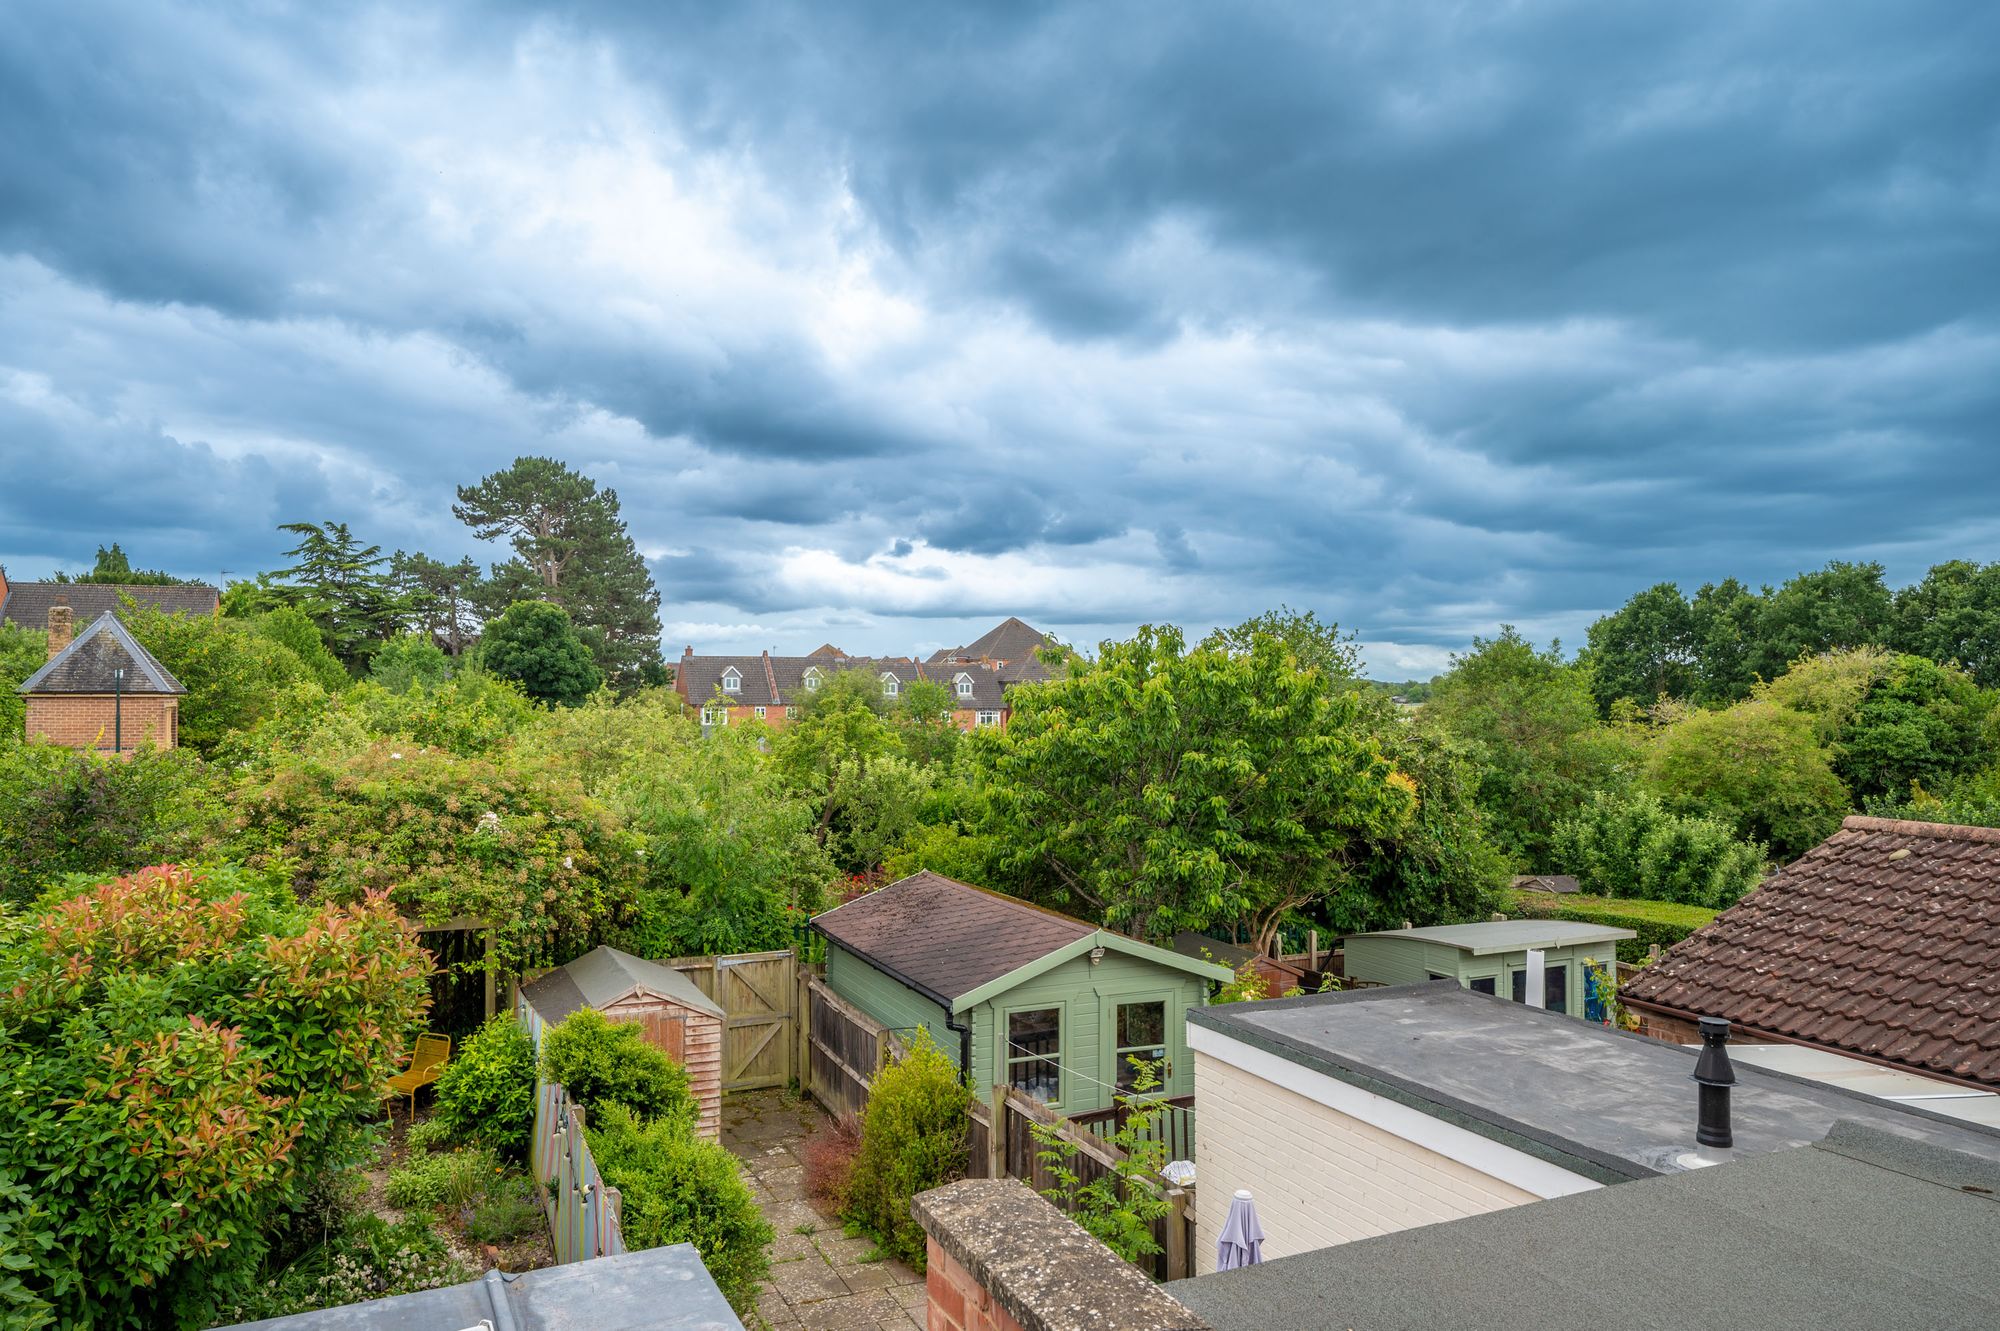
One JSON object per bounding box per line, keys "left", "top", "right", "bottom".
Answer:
{"left": 385, "top": 1033, "right": 451, "bottom": 1121}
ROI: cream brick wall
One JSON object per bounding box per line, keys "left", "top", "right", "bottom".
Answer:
{"left": 1193, "top": 1047, "right": 1547, "bottom": 1268}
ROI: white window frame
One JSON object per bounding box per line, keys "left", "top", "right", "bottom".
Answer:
{"left": 976, "top": 709, "right": 1001, "bottom": 727}
{"left": 784, "top": 705, "right": 797, "bottom": 719}
{"left": 720, "top": 667, "right": 742, "bottom": 694}
{"left": 880, "top": 671, "right": 899, "bottom": 698}
{"left": 753, "top": 705, "right": 767, "bottom": 719}
{"left": 700, "top": 705, "right": 728, "bottom": 727}
{"left": 954, "top": 672, "right": 974, "bottom": 699}
{"left": 803, "top": 667, "right": 821, "bottom": 691}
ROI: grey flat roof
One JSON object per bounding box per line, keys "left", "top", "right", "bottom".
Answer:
{"left": 1171, "top": 1121, "right": 2000, "bottom": 1331}
{"left": 1345, "top": 918, "right": 1634, "bottom": 954}
{"left": 221, "top": 1244, "right": 742, "bottom": 1329}
{"left": 1189, "top": 983, "right": 2000, "bottom": 1182}
{"left": 520, "top": 946, "right": 726, "bottom": 1025}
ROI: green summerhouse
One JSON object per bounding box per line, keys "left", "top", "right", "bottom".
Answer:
{"left": 1342, "top": 920, "right": 1636, "bottom": 1021}
{"left": 812, "top": 871, "right": 1233, "bottom": 1112}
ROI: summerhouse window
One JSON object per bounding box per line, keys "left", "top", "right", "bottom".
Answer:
{"left": 1007, "top": 1008, "right": 1061, "bottom": 1104}
{"left": 1114, "top": 999, "right": 1167, "bottom": 1093}
{"left": 1513, "top": 965, "right": 1567, "bottom": 1015}
{"left": 1468, "top": 976, "right": 1497, "bottom": 996}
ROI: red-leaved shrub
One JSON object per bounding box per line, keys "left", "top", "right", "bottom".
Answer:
{"left": 801, "top": 1114, "right": 863, "bottom": 1216}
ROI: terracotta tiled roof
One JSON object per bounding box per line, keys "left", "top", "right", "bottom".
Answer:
{"left": 0, "top": 581, "right": 218, "bottom": 628}
{"left": 1622, "top": 815, "right": 2000, "bottom": 1088}
{"left": 811, "top": 871, "right": 1095, "bottom": 1004}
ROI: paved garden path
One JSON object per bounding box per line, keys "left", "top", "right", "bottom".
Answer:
{"left": 725, "top": 1091, "right": 926, "bottom": 1331}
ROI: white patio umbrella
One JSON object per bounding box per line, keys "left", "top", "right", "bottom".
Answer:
{"left": 1215, "top": 1188, "right": 1265, "bottom": 1270}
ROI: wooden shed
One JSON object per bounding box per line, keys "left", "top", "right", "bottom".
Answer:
{"left": 519, "top": 946, "right": 727, "bottom": 1141}
{"left": 1341, "top": 920, "right": 1633, "bottom": 1021}
{"left": 812, "top": 872, "right": 1232, "bottom": 1115}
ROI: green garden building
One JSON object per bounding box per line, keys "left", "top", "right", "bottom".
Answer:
{"left": 1341, "top": 920, "right": 1635, "bottom": 1021}
{"left": 812, "top": 871, "right": 1233, "bottom": 1113}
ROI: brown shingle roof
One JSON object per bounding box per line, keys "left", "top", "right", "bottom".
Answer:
{"left": 812, "top": 871, "right": 1095, "bottom": 1004}
{"left": 927, "top": 617, "right": 1052, "bottom": 664}
{"left": 1622, "top": 815, "right": 2000, "bottom": 1088}
{"left": 0, "top": 581, "right": 218, "bottom": 628}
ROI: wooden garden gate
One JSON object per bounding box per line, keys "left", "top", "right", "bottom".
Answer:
{"left": 670, "top": 949, "right": 797, "bottom": 1091}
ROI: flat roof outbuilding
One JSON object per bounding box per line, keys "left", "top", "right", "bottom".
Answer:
{"left": 1345, "top": 919, "right": 1634, "bottom": 955}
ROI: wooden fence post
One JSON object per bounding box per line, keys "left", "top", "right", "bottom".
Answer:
{"left": 1164, "top": 1187, "right": 1191, "bottom": 1281}
{"left": 987, "top": 1084, "right": 1008, "bottom": 1180}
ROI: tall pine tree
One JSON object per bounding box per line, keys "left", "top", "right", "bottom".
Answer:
{"left": 453, "top": 457, "right": 664, "bottom": 687}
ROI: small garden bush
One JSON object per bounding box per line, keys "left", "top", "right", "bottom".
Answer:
{"left": 215, "top": 1213, "right": 468, "bottom": 1323}
{"left": 1505, "top": 891, "right": 1721, "bottom": 963}
{"left": 386, "top": 1146, "right": 501, "bottom": 1213}
{"left": 467, "top": 1179, "right": 545, "bottom": 1245}
{"left": 801, "top": 1115, "right": 862, "bottom": 1215}
{"left": 429, "top": 1014, "right": 537, "bottom": 1158}
{"left": 539, "top": 1008, "right": 695, "bottom": 1126}
{"left": 585, "top": 1104, "right": 773, "bottom": 1313}
{"left": 1553, "top": 790, "right": 1765, "bottom": 908}
{"left": 843, "top": 1030, "right": 971, "bottom": 1269}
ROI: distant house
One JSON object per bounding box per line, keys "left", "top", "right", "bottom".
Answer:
{"left": 17, "top": 608, "right": 184, "bottom": 754}
{"left": 1184, "top": 982, "right": 2000, "bottom": 1268}
{"left": 0, "top": 566, "right": 219, "bottom": 628}
{"left": 1340, "top": 919, "right": 1632, "bottom": 1020}
{"left": 675, "top": 618, "right": 1058, "bottom": 733}
{"left": 811, "top": 871, "right": 1231, "bottom": 1113}
{"left": 1509, "top": 873, "right": 1581, "bottom": 894}
{"left": 1621, "top": 815, "right": 2000, "bottom": 1090}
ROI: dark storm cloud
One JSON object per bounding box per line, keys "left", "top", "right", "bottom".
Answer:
{"left": 0, "top": 0, "right": 1996, "bottom": 671}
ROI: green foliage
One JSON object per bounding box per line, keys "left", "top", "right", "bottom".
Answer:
{"left": 1420, "top": 627, "right": 1630, "bottom": 869}
{"left": 53, "top": 542, "right": 191, "bottom": 586}
{"left": 1833, "top": 654, "right": 1995, "bottom": 801}
{"left": 1584, "top": 582, "right": 1697, "bottom": 711}
{"left": 268, "top": 520, "right": 409, "bottom": 669}
{"left": 1031, "top": 1059, "right": 1170, "bottom": 1269}
{"left": 1751, "top": 561, "right": 1893, "bottom": 683}
{"left": 611, "top": 724, "right": 833, "bottom": 956}
{"left": 0, "top": 743, "right": 224, "bottom": 905}
{"left": 974, "top": 625, "right": 1414, "bottom": 949}
{"left": 584, "top": 1103, "right": 772, "bottom": 1312}
{"left": 1203, "top": 605, "right": 1361, "bottom": 684}
{"left": 844, "top": 1031, "right": 971, "bottom": 1270}
{"left": 1208, "top": 960, "right": 1270, "bottom": 1005}
{"left": 0, "top": 864, "right": 431, "bottom": 1328}
{"left": 1553, "top": 791, "right": 1766, "bottom": 908}
{"left": 1890, "top": 560, "right": 2000, "bottom": 688}
{"left": 480, "top": 600, "right": 603, "bottom": 706}
{"left": 466, "top": 1179, "right": 544, "bottom": 1244}
{"left": 429, "top": 1015, "right": 537, "bottom": 1158}
{"left": 368, "top": 633, "right": 454, "bottom": 693}
{"left": 341, "top": 673, "right": 538, "bottom": 757}
{"left": 539, "top": 1009, "right": 696, "bottom": 1125}
{"left": 391, "top": 550, "right": 484, "bottom": 658}
{"left": 120, "top": 595, "right": 316, "bottom": 752}
{"left": 514, "top": 687, "right": 695, "bottom": 796}
{"left": 230, "top": 741, "right": 642, "bottom": 972}
{"left": 253, "top": 605, "right": 352, "bottom": 692}
{"left": 1644, "top": 699, "right": 1849, "bottom": 860}
{"left": 213, "top": 1212, "right": 467, "bottom": 1323}
{"left": 385, "top": 1147, "right": 501, "bottom": 1212}
{"left": 0, "top": 623, "right": 48, "bottom": 737}
{"left": 1504, "top": 890, "right": 1722, "bottom": 964}
{"left": 454, "top": 457, "right": 664, "bottom": 688}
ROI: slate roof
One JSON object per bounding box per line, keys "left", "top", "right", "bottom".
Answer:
{"left": 17, "top": 612, "right": 184, "bottom": 695}
{"left": 0, "top": 581, "right": 218, "bottom": 628}
{"left": 519, "top": 945, "right": 725, "bottom": 1025}
{"left": 1622, "top": 815, "right": 2000, "bottom": 1089}
{"left": 1189, "top": 982, "right": 2000, "bottom": 1178}
{"left": 811, "top": 871, "right": 1096, "bottom": 1005}
{"left": 926, "top": 616, "right": 1051, "bottom": 663}
{"left": 676, "top": 651, "right": 1014, "bottom": 709}
{"left": 1170, "top": 1121, "right": 2000, "bottom": 1331}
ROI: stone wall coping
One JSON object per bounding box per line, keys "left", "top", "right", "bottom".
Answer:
{"left": 913, "top": 1178, "right": 1212, "bottom": 1331}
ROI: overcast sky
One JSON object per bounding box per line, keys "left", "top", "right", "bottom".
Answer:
{"left": 3, "top": 3, "right": 1996, "bottom": 675}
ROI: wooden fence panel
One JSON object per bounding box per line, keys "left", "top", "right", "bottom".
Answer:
{"left": 530, "top": 1079, "right": 625, "bottom": 1264}
{"left": 1073, "top": 1096, "right": 1197, "bottom": 1164}
{"left": 806, "top": 977, "right": 888, "bottom": 1122}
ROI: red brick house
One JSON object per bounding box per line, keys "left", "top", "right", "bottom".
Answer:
{"left": 0, "top": 565, "right": 220, "bottom": 627}
{"left": 1622, "top": 815, "right": 2000, "bottom": 1091}
{"left": 17, "top": 606, "right": 185, "bottom": 754}
{"left": 675, "top": 619, "right": 1057, "bottom": 732}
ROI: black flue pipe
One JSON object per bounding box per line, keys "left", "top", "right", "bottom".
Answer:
{"left": 1692, "top": 1015, "right": 1736, "bottom": 1149}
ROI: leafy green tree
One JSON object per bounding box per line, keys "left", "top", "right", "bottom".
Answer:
{"left": 1203, "top": 605, "right": 1361, "bottom": 684}
{"left": 893, "top": 677, "right": 962, "bottom": 767}
{"left": 391, "top": 550, "right": 484, "bottom": 656}
{"left": 428, "top": 1015, "right": 537, "bottom": 1158}
{"left": 454, "top": 458, "right": 664, "bottom": 687}
{"left": 1553, "top": 791, "right": 1765, "bottom": 907}
{"left": 974, "top": 625, "right": 1414, "bottom": 950}
{"left": 1583, "top": 583, "right": 1697, "bottom": 712}
{"left": 540, "top": 1009, "right": 695, "bottom": 1126}
{"left": 1645, "top": 699, "right": 1849, "bottom": 859}
{"left": 513, "top": 688, "right": 695, "bottom": 796}
{"left": 119, "top": 597, "right": 315, "bottom": 753}
{"left": 52, "top": 542, "right": 191, "bottom": 586}
{"left": 368, "top": 634, "right": 454, "bottom": 693}
{"left": 0, "top": 622, "right": 47, "bottom": 737}
{"left": 1423, "top": 627, "right": 1630, "bottom": 869}
{"left": 252, "top": 605, "right": 351, "bottom": 692}
{"left": 1891, "top": 560, "right": 2000, "bottom": 688}
{"left": 774, "top": 668, "right": 901, "bottom": 853}
{"left": 1749, "top": 560, "right": 1893, "bottom": 682}
{"left": 0, "top": 744, "right": 224, "bottom": 904}
{"left": 0, "top": 864, "right": 429, "bottom": 1329}
{"left": 479, "top": 601, "right": 603, "bottom": 706}
{"left": 269, "top": 521, "right": 408, "bottom": 668}
{"left": 1835, "top": 654, "right": 1996, "bottom": 801}
{"left": 610, "top": 726, "right": 834, "bottom": 956}
{"left": 1687, "top": 578, "right": 1765, "bottom": 704}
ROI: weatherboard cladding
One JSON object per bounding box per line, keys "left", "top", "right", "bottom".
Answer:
{"left": 18, "top": 612, "right": 184, "bottom": 695}
{"left": 811, "top": 870, "right": 1094, "bottom": 1004}
{"left": 0, "top": 581, "right": 219, "bottom": 629}
{"left": 1622, "top": 815, "right": 2000, "bottom": 1089}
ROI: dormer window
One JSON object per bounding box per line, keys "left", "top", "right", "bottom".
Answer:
{"left": 880, "top": 672, "right": 899, "bottom": 698}
{"left": 720, "top": 667, "right": 742, "bottom": 694}
{"left": 803, "top": 667, "right": 822, "bottom": 691}
{"left": 954, "top": 672, "right": 974, "bottom": 699}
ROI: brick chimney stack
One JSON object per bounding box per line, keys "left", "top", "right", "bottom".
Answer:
{"left": 46, "top": 601, "right": 73, "bottom": 660}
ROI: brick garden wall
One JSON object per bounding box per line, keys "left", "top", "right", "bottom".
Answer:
{"left": 927, "top": 1238, "right": 1026, "bottom": 1331}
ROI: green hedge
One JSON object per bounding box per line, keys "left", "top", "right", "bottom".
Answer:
{"left": 1504, "top": 891, "right": 1720, "bottom": 963}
